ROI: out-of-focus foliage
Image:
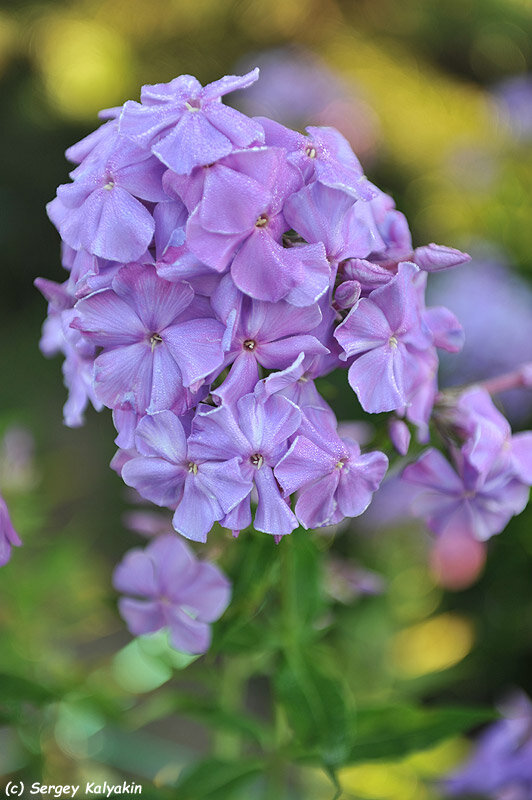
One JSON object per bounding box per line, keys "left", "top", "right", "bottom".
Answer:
{"left": 1, "top": 0, "right": 532, "bottom": 798}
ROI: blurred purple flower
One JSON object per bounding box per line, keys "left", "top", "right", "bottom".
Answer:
{"left": 0, "top": 426, "right": 36, "bottom": 492}
{"left": 0, "top": 496, "right": 21, "bottom": 567}
{"left": 325, "top": 555, "right": 386, "bottom": 604}
{"left": 402, "top": 447, "right": 529, "bottom": 542}
{"left": 445, "top": 692, "right": 532, "bottom": 799}
{"left": 113, "top": 534, "right": 231, "bottom": 654}
{"left": 428, "top": 256, "right": 532, "bottom": 424}
{"left": 493, "top": 74, "right": 532, "bottom": 141}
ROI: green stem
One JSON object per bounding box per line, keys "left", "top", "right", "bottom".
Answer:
{"left": 280, "top": 534, "right": 300, "bottom": 659}
{"left": 212, "top": 655, "right": 246, "bottom": 759}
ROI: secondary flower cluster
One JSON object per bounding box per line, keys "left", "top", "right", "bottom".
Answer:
{"left": 403, "top": 386, "right": 532, "bottom": 542}
{"left": 37, "top": 68, "right": 472, "bottom": 550}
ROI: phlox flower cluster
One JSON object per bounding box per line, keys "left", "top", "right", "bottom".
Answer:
{"left": 37, "top": 68, "right": 471, "bottom": 551}
{"left": 403, "top": 386, "right": 532, "bottom": 542}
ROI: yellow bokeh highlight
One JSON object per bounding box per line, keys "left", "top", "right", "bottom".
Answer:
{"left": 402, "top": 737, "right": 469, "bottom": 778}
{"left": 389, "top": 565, "right": 442, "bottom": 623}
{"left": 339, "top": 761, "right": 422, "bottom": 800}
{"left": 311, "top": 737, "right": 469, "bottom": 800}
{"left": 391, "top": 613, "right": 474, "bottom": 678}
{"left": 0, "top": 11, "right": 19, "bottom": 75}
{"left": 33, "top": 15, "right": 133, "bottom": 120}
{"left": 334, "top": 737, "right": 467, "bottom": 800}
{"left": 324, "top": 31, "right": 505, "bottom": 170}
{"left": 238, "top": 0, "right": 339, "bottom": 42}
{"left": 87, "top": 0, "right": 225, "bottom": 40}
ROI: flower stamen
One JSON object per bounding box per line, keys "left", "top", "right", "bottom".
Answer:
{"left": 150, "top": 333, "right": 163, "bottom": 351}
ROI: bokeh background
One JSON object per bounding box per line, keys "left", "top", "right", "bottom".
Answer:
{"left": 1, "top": 1, "right": 532, "bottom": 798}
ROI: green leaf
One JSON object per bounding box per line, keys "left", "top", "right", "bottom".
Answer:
{"left": 173, "top": 757, "right": 264, "bottom": 799}
{"left": 275, "top": 656, "right": 352, "bottom": 767}
{"left": 0, "top": 672, "right": 56, "bottom": 706}
{"left": 343, "top": 705, "right": 496, "bottom": 764}
{"left": 174, "top": 698, "right": 270, "bottom": 747}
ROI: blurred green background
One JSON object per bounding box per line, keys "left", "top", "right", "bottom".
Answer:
{"left": 1, "top": 1, "right": 532, "bottom": 797}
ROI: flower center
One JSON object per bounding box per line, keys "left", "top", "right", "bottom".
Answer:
{"left": 188, "top": 462, "right": 198, "bottom": 475}
{"left": 185, "top": 99, "right": 201, "bottom": 112}
{"left": 305, "top": 144, "right": 317, "bottom": 159}
{"left": 150, "top": 333, "right": 163, "bottom": 351}
{"left": 255, "top": 214, "right": 269, "bottom": 228}
{"left": 335, "top": 459, "right": 347, "bottom": 470}
{"left": 250, "top": 453, "right": 264, "bottom": 469}
{"left": 243, "top": 339, "right": 256, "bottom": 351}
{"left": 103, "top": 181, "right": 115, "bottom": 190}
{"left": 388, "top": 335, "right": 398, "bottom": 348}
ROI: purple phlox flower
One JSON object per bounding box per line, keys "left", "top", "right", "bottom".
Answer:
{"left": 35, "top": 277, "right": 103, "bottom": 427}
{"left": 0, "top": 495, "right": 21, "bottom": 567}
{"left": 62, "top": 248, "right": 119, "bottom": 298}
{"left": 325, "top": 555, "right": 386, "bottom": 603}
{"left": 210, "top": 275, "right": 327, "bottom": 404}
{"left": 445, "top": 691, "right": 532, "bottom": 799}
{"left": 391, "top": 278, "right": 463, "bottom": 440}
{"left": 186, "top": 146, "right": 330, "bottom": 303}
{"left": 188, "top": 392, "right": 301, "bottom": 537}
{"left": 113, "top": 534, "right": 231, "bottom": 653}
{"left": 152, "top": 202, "right": 222, "bottom": 296}
{"left": 121, "top": 410, "right": 250, "bottom": 542}
{"left": 283, "top": 181, "right": 384, "bottom": 269}
{"left": 72, "top": 264, "right": 225, "bottom": 414}
{"left": 254, "top": 351, "right": 339, "bottom": 436}
{"left": 334, "top": 262, "right": 433, "bottom": 413}
{"left": 389, "top": 418, "right": 411, "bottom": 455}
{"left": 363, "top": 190, "right": 413, "bottom": 267}
{"left": 454, "top": 387, "right": 532, "bottom": 483}
{"left": 65, "top": 109, "right": 119, "bottom": 165}
{"left": 259, "top": 118, "right": 376, "bottom": 200}
{"left": 423, "top": 303, "right": 464, "bottom": 354}
{"left": 118, "top": 70, "right": 264, "bottom": 175}
{"left": 48, "top": 136, "right": 167, "bottom": 263}
{"left": 396, "top": 346, "right": 439, "bottom": 443}
{"left": 401, "top": 446, "right": 530, "bottom": 541}
{"left": 275, "top": 422, "right": 388, "bottom": 529}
